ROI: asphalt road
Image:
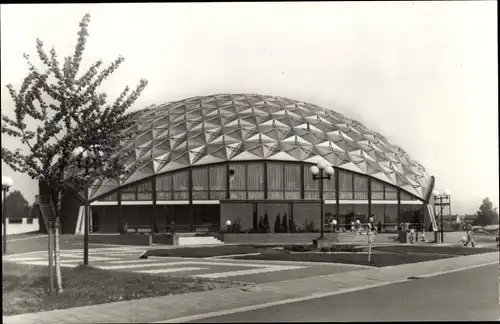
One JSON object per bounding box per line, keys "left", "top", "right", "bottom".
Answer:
{"left": 192, "top": 264, "right": 500, "bottom": 322}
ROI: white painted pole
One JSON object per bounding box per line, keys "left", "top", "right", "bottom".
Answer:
{"left": 368, "top": 232, "right": 373, "bottom": 263}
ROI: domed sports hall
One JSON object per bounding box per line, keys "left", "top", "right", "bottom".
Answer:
{"left": 40, "top": 93, "right": 437, "bottom": 237}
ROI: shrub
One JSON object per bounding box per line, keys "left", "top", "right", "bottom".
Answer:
{"left": 329, "top": 244, "right": 364, "bottom": 252}
{"left": 232, "top": 220, "right": 242, "bottom": 233}
{"left": 304, "top": 219, "right": 316, "bottom": 232}
{"left": 295, "top": 225, "right": 305, "bottom": 233}
{"left": 282, "top": 213, "right": 288, "bottom": 233}
{"left": 289, "top": 217, "right": 296, "bottom": 233}
{"left": 119, "top": 222, "right": 128, "bottom": 235}
{"left": 274, "top": 214, "right": 281, "bottom": 233}
{"left": 320, "top": 247, "right": 330, "bottom": 252}
{"left": 263, "top": 212, "right": 270, "bottom": 233}
{"left": 284, "top": 244, "right": 313, "bottom": 252}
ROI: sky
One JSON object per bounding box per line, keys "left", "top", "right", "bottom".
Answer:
{"left": 1, "top": 2, "right": 498, "bottom": 214}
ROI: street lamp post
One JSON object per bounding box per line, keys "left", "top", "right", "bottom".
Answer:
{"left": 72, "top": 146, "right": 104, "bottom": 265}
{"left": 2, "top": 176, "right": 14, "bottom": 254}
{"left": 433, "top": 189, "right": 451, "bottom": 244}
{"left": 309, "top": 161, "right": 334, "bottom": 239}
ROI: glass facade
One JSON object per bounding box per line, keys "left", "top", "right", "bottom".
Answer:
{"left": 285, "top": 164, "right": 302, "bottom": 199}
{"left": 399, "top": 204, "right": 412, "bottom": 223}
{"left": 339, "top": 170, "right": 353, "bottom": 200}
{"left": 371, "top": 179, "right": 384, "bottom": 200}
{"left": 192, "top": 167, "right": 209, "bottom": 200}
{"left": 102, "top": 161, "right": 425, "bottom": 206}
{"left": 229, "top": 163, "right": 246, "bottom": 199}
{"left": 385, "top": 204, "right": 398, "bottom": 224}
{"left": 120, "top": 184, "right": 136, "bottom": 201}
{"left": 339, "top": 204, "right": 354, "bottom": 228}
{"left": 400, "top": 190, "right": 413, "bottom": 201}
{"left": 247, "top": 163, "right": 265, "bottom": 199}
{"left": 411, "top": 204, "right": 424, "bottom": 225}
{"left": 385, "top": 184, "right": 397, "bottom": 200}
{"left": 156, "top": 174, "right": 172, "bottom": 200}
{"left": 267, "top": 162, "right": 284, "bottom": 199}
{"left": 173, "top": 170, "right": 189, "bottom": 200}
{"left": 371, "top": 204, "right": 385, "bottom": 223}
{"left": 136, "top": 180, "right": 152, "bottom": 200}
{"left": 94, "top": 161, "right": 428, "bottom": 234}
{"left": 209, "top": 164, "right": 226, "bottom": 200}
{"left": 100, "top": 192, "right": 118, "bottom": 201}
{"left": 353, "top": 174, "right": 368, "bottom": 200}
{"left": 304, "top": 167, "right": 320, "bottom": 199}
{"left": 354, "top": 204, "right": 369, "bottom": 223}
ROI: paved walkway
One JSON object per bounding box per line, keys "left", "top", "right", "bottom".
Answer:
{"left": 3, "top": 251, "right": 497, "bottom": 324}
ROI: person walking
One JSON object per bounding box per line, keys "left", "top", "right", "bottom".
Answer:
{"left": 415, "top": 222, "right": 421, "bottom": 242}
{"left": 367, "top": 216, "right": 376, "bottom": 234}
{"left": 396, "top": 222, "right": 401, "bottom": 241}
{"left": 356, "top": 219, "right": 362, "bottom": 235}
{"left": 463, "top": 225, "right": 475, "bottom": 247}
{"left": 331, "top": 218, "right": 338, "bottom": 233}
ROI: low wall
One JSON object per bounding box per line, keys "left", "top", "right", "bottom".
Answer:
{"left": 152, "top": 234, "right": 178, "bottom": 245}
{"left": 89, "top": 234, "right": 152, "bottom": 246}
{"left": 2, "top": 218, "right": 40, "bottom": 235}
{"left": 222, "top": 232, "right": 398, "bottom": 244}
{"left": 222, "top": 233, "right": 340, "bottom": 244}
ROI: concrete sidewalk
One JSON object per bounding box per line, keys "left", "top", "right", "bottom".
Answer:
{"left": 3, "top": 252, "right": 498, "bottom": 324}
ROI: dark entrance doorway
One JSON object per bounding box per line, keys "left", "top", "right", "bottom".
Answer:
{"left": 192, "top": 205, "right": 220, "bottom": 232}
{"left": 155, "top": 204, "right": 220, "bottom": 233}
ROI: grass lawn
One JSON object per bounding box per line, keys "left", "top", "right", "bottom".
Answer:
{"left": 145, "top": 245, "right": 263, "bottom": 258}
{"left": 372, "top": 245, "right": 498, "bottom": 256}
{"left": 4, "top": 235, "right": 90, "bottom": 255}
{"left": 2, "top": 261, "right": 245, "bottom": 316}
{"left": 231, "top": 249, "right": 455, "bottom": 267}
{"left": 143, "top": 244, "right": 497, "bottom": 268}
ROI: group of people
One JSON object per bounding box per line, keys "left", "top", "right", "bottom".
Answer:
{"left": 396, "top": 222, "right": 426, "bottom": 243}
{"left": 328, "top": 216, "right": 377, "bottom": 235}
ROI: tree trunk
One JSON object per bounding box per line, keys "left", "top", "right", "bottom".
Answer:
{"left": 54, "top": 221, "right": 63, "bottom": 293}
{"left": 52, "top": 188, "right": 64, "bottom": 294}
{"left": 47, "top": 226, "right": 55, "bottom": 295}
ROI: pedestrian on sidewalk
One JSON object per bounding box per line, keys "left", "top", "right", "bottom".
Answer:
{"left": 350, "top": 220, "right": 356, "bottom": 232}
{"left": 420, "top": 227, "right": 427, "bottom": 242}
{"left": 409, "top": 227, "right": 415, "bottom": 244}
{"left": 356, "top": 219, "right": 361, "bottom": 235}
{"left": 367, "top": 216, "right": 376, "bottom": 234}
{"left": 463, "top": 225, "right": 475, "bottom": 247}
{"left": 415, "top": 222, "right": 421, "bottom": 242}
{"left": 331, "top": 218, "right": 338, "bottom": 233}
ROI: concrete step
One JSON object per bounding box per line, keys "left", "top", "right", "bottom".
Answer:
{"left": 177, "top": 236, "right": 224, "bottom": 246}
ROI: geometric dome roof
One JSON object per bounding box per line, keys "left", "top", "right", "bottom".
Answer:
{"left": 91, "top": 93, "right": 432, "bottom": 200}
